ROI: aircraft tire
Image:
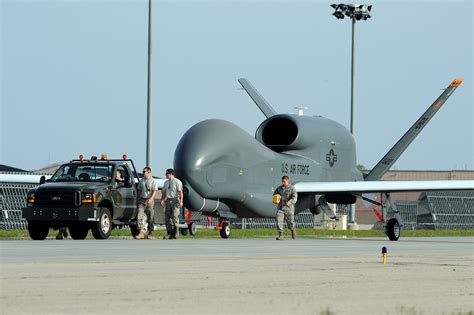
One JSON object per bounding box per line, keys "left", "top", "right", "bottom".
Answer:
{"left": 387, "top": 218, "right": 400, "bottom": 241}
{"left": 27, "top": 221, "right": 49, "bottom": 240}
{"left": 180, "top": 228, "right": 188, "bottom": 236}
{"left": 91, "top": 207, "right": 112, "bottom": 240}
{"left": 189, "top": 222, "right": 197, "bottom": 236}
{"left": 220, "top": 222, "right": 230, "bottom": 239}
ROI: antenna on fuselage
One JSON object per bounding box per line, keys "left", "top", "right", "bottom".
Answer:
{"left": 238, "top": 78, "right": 278, "bottom": 118}
{"left": 294, "top": 107, "right": 308, "bottom": 116}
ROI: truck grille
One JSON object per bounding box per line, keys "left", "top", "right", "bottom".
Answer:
{"left": 36, "top": 191, "right": 81, "bottom": 207}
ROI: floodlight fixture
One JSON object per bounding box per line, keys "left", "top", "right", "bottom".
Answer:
{"left": 330, "top": 3, "right": 372, "bottom": 21}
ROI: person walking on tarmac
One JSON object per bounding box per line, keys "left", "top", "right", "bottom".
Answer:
{"left": 135, "top": 166, "right": 158, "bottom": 240}
{"left": 55, "top": 227, "right": 68, "bottom": 240}
{"left": 273, "top": 175, "right": 298, "bottom": 240}
{"left": 161, "top": 168, "right": 183, "bottom": 239}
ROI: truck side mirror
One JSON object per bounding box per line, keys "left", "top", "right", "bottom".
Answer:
{"left": 40, "top": 176, "right": 46, "bottom": 185}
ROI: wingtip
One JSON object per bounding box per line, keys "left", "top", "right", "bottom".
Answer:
{"left": 450, "top": 78, "right": 463, "bottom": 87}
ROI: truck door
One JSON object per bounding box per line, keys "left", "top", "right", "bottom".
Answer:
{"left": 120, "top": 165, "right": 137, "bottom": 219}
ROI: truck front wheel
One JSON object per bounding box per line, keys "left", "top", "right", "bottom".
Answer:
{"left": 27, "top": 221, "right": 49, "bottom": 240}
{"left": 69, "top": 223, "right": 89, "bottom": 240}
{"left": 91, "top": 207, "right": 112, "bottom": 240}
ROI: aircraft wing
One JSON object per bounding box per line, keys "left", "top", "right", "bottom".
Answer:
{"left": 294, "top": 180, "right": 474, "bottom": 194}
{"left": 155, "top": 178, "right": 165, "bottom": 189}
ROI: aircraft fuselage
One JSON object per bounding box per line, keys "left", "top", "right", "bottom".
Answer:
{"left": 174, "top": 114, "right": 363, "bottom": 219}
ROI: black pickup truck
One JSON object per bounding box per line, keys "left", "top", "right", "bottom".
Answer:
{"left": 22, "top": 155, "right": 146, "bottom": 240}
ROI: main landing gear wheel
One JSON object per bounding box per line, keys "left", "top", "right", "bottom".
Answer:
{"left": 27, "top": 221, "right": 49, "bottom": 240}
{"left": 386, "top": 218, "right": 400, "bottom": 241}
{"left": 180, "top": 228, "right": 189, "bottom": 236}
{"left": 189, "top": 222, "right": 197, "bottom": 236}
{"left": 219, "top": 222, "right": 230, "bottom": 239}
{"left": 91, "top": 207, "right": 112, "bottom": 239}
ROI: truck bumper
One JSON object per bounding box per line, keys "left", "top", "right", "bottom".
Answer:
{"left": 22, "top": 207, "right": 99, "bottom": 222}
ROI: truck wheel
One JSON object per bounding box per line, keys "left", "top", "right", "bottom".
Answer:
{"left": 180, "top": 228, "right": 188, "bottom": 236}
{"left": 189, "top": 222, "right": 197, "bottom": 236}
{"left": 27, "top": 221, "right": 49, "bottom": 240}
{"left": 386, "top": 218, "right": 400, "bottom": 241}
{"left": 130, "top": 224, "right": 139, "bottom": 237}
{"left": 91, "top": 208, "right": 112, "bottom": 240}
{"left": 69, "top": 224, "right": 89, "bottom": 240}
{"left": 220, "top": 222, "right": 230, "bottom": 239}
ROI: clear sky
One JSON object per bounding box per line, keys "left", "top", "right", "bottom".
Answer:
{"left": 1, "top": 0, "right": 472, "bottom": 174}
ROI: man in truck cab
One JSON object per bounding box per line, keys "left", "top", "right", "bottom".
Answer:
{"left": 135, "top": 166, "right": 158, "bottom": 240}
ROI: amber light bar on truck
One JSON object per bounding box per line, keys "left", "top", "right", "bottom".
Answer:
{"left": 74, "top": 154, "right": 128, "bottom": 163}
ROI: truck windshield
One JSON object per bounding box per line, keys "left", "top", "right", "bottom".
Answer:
{"left": 50, "top": 164, "right": 114, "bottom": 183}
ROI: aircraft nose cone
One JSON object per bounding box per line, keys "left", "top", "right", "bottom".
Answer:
{"left": 174, "top": 118, "right": 275, "bottom": 202}
{"left": 174, "top": 119, "right": 274, "bottom": 175}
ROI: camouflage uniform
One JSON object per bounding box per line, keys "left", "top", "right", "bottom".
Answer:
{"left": 137, "top": 177, "right": 158, "bottom": 233}
{"left": 56, "top": 227, "right": 68, "bottom": 240}
{"left": 273, "top": 184, "right": 298, "bottom": 234}
{"left": 162, "top": 177, "right": 183, "bottom": 238}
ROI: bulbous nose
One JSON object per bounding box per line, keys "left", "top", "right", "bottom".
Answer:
{"left": 174, "top": 119, "right": 275, "bottom": 179}
{"left": 173, "top": 118, "right": 275, "bottom": 211}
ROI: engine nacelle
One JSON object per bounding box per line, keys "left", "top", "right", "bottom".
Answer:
{"left": 255, "top": 114, "right": 354, "bottom": 153}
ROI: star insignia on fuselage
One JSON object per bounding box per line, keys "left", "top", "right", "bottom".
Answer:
{"left": 326, "top": 149, "right": 338, "bottom": 167}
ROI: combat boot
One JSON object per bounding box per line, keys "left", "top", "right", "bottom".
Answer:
{"left": 276, "top": 232, "right": 284, "bottom": 240}
{"left": 172, "top": 228, "right": 179, "bottom": 239}
{"left": 163, "top": 233, "right": 173, "bottom": 240}
{"left": 135, "top": 231, "right": 145, "bottom": 239}
{"left": 291, "top": 229, "right": 297, "bottom": 240}
{"left": 146, "top": 230, "right": 156, "bottom": 240}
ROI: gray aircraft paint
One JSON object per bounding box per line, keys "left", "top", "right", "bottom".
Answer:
{"left": 173, "top": 78, "right": 467, "bottom": 221}
{"left": 174, "top": 114, "right": 362, "bottom": 219}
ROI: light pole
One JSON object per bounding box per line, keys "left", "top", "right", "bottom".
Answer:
{"left": 330, "top": 3, "right": 372, "bottom": 224}
{"left": 146, "top": 0, "right": 153, "bottom": 169}
{"left": 330, "top": 3, "right": 372, "bottom": 134}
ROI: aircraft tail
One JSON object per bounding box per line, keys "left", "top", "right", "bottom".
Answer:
{"left": 238, "top": 78, "right": 277, "bottom": 118}
{"left": 365, "top": 78, "right": 464, "bottom": 181}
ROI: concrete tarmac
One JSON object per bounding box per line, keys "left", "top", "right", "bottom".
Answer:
{"left": 1, "top": 237, "right": 473, "bottom": 314}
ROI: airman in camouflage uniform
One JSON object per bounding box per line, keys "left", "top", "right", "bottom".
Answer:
{"left": 136, "top": 166, "right": 158, "bottom": 240}
{"left": 161, "top": 168, "right": 183, "bottom": 239}
{"left": 273, "top": 175, "right": 298, "bottom": 240}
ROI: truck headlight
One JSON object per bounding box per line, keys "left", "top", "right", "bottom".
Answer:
{"left": 82, "top": 193, "right": 96, "bottom": 204}
{"left": 27, "top": 192, "right": 35, "bottom": 204}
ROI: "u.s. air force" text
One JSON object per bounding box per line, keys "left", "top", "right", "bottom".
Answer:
{"left": 281, "top": 163, "right": 310, "bottom": 175}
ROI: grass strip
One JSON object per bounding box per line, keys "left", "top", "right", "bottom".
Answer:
{"left": 1, "top": 228, "right": 473, "bottom": 239}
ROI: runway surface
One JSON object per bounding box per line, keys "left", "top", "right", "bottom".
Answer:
{"left": 1, "top": 237, "right": 473, "bottom": 314}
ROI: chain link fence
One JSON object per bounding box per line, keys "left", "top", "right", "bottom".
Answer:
{"left": 0, "top": 182, "right": 36, "bottom": 229}
{"left": 1, "top": 173, "right": 472, "bottom": 230}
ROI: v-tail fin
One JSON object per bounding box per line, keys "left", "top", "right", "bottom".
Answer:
{"left": 365, "top": 78, "right": 464, "bottom": 181}
{"left": 238, "top": 78, "right": 277, "bottom": 118}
